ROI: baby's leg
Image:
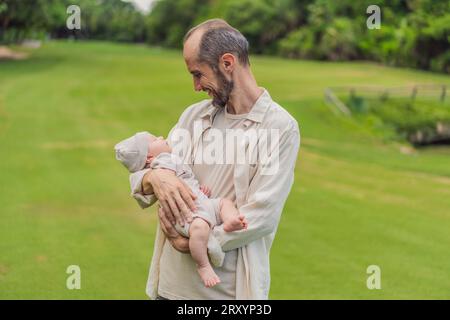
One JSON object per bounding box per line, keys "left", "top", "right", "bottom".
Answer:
{"left": 220, "top": 198, "right": 248, "bottom": 232}
{"left": 189, "top": 218, "right": 221, "bottom": 287}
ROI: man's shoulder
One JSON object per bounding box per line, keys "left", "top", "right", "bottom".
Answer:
{"left": 265, "top": 99, "right": 299, "bottom": 133}
{"left": 178, "top": 99, "right": 213, "bottom": 125}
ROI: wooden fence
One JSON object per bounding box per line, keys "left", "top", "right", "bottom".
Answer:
{"left": 325, "top": 84, "right": 448, "bottom": 116}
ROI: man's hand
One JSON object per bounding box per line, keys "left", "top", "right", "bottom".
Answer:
{"left": 158, "top": 206, "right": 190, "bottom": 254}
{"left": 199, "top": 185, "right": 211, "bottom": 198}
{"left": 143, "top": 168, "right": 197, "bottom": 226}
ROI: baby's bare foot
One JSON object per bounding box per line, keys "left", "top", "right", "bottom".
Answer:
{"left": 198, "top": 265, "right": 221, "bottom": 288}
{"left": 223, "top": 214, "right": 248, "bottom": 232}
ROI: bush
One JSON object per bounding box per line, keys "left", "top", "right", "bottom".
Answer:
{"left": 146, "top": 0, "right": 208, "bottom": 48}
{"left": 344, "top": 95, "right": 450, "bottom": 144}
{"left": 430, "top": 51, "right": 450, "bottom": 74}
{"left": 278, "top": 18, "right": 358, "bottom": 61}
{"left": 358, "top": 18, "right": 416, "bottom": 67}
{"left": 223, "top": 0, "right": 302, "bottom": 54}
{"left": 318, "top": 18, "right": 358, "bottom": 60}
{"left": 277, "top": 27, "right": 316, "bottom": 59}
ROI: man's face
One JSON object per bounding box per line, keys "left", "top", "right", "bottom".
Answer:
{"left": 183, "top": 36, "right": 234, "bottom": 108}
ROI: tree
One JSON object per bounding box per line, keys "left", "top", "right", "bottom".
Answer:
{"left": 146, "top": 0, "right": 208, "bottom": 48}
{"left": 0, "top": 0, "right": 67, "bottom": 44}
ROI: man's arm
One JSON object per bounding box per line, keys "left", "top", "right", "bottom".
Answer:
{"left": 142, "top": 171, "right": 155, "bottom": 195}
{"left": 213, "top": 127, "right": 300, "bottom": 252}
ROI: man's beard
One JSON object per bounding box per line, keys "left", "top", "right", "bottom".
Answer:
{"left": 211, "top": 69, "right": 234, "bottom": 108}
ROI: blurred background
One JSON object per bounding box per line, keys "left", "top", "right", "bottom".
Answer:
{"left": 0, "top": 0, "right": 449, "bottom": 299}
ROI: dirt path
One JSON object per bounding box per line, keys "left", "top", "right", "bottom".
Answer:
{"left": 0, "top": 46, "right": 28, "bottom": 60}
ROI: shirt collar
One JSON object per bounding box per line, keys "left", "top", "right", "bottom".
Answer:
{"left": 200, "top": 88, "right": 271, "bottom": 125}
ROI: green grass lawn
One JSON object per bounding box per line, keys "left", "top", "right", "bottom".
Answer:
{"left": 1, "top": 41, "right": 449, "bottom": 299}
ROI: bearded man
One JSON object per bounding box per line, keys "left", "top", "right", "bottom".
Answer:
{"left": 129, "top": 18, "right": 300, "bottom": 300}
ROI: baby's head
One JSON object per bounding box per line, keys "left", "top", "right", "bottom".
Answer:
{"left": 114, "top": 131, "right": 171, "bottom": 173}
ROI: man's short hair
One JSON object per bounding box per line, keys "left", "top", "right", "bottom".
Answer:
{"left": 183, "top": 19, "right": 250, "bottom": 69}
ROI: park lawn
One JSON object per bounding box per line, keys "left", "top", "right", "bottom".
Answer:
{"left": 0, "top": 41, "right": 449, "bottom": 299}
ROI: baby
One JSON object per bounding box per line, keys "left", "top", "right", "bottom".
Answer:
{"left": 114, "top": 131, "right": 248, "bottom": 288}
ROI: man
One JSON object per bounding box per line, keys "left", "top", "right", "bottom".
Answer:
{"left": 129, "top": 19, "right": 300, "bottom": 299}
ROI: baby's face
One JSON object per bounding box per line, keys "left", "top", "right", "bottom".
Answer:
{"left": 147, "top": 136, "right": 171, "bottom": 162}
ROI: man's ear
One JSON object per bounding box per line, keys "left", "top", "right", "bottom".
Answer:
{"left": 146, "top": 155, "right": 153, "bottom": 164}
{"left": 221, "top": 53, "right": 236, "bottom": 73}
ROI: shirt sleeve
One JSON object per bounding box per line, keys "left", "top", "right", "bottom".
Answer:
{"left": 129, "top": 168, "right": 157, "bottom": 209}
{"left": 150, "top": 153, "right": 178, "bottom": 173}
{"left": 212, "top": 126, "right": 300, "bottom": 251}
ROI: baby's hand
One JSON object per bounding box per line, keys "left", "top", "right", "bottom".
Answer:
{"left": 199, "top": 185, "right": 211, "bottom": 198}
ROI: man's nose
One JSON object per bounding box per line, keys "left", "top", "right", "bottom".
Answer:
{"left": 193, "top": 78, "right": 202, "bottom": 92}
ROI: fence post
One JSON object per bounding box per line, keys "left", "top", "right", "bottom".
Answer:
{"left": 324, "top": 88, "right": 351, "bottom": 116}
{"left": 411, "top": 86, "right": 417, "bottom": 101}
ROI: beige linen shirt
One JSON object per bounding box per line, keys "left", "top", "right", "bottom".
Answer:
{"left": 130, "top": 89, "right": 300, "bottom": 299}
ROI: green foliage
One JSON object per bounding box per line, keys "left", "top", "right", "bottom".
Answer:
{"left": 345, "top": 95, "right": 450, "bottom": 144}
{"left": 222, "top": 0, "right": 302, "bottom": 54}
{"left": 358, "top": 19, "right": 417, "bottom": 67}
{"left": 0, "top": 0, "right": 448, "bottom": 73}
{"left": 0, "top": 0, "right": 67, "bottom": 43}
{"left": 377, "top": 100, "right": 450, "bottom": 141}
{"left": 0, "top": 0, "right": 147, "bottom": 44}
{"left": 150, "top": 0, "right": 447, "bottom": 72}
{"left": 318, "top": 18, "right": 358, "bottom": 60}
{"left": 145, "top": 0, "right": 209, "bottom": 48}
{"left": 430, "top": 51, "right": 450, "bottom": 74}
{"left": 62, "top": 0, "right": 147, "bottom": 42}
{"left": 278, "top": 27, "right": 317, "bottom": 59}
{"left": 347, "top": 93, "right": 369, "bottom": 113}
{"left": 0, "top": 3, "right": 7, "bottom": 15}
